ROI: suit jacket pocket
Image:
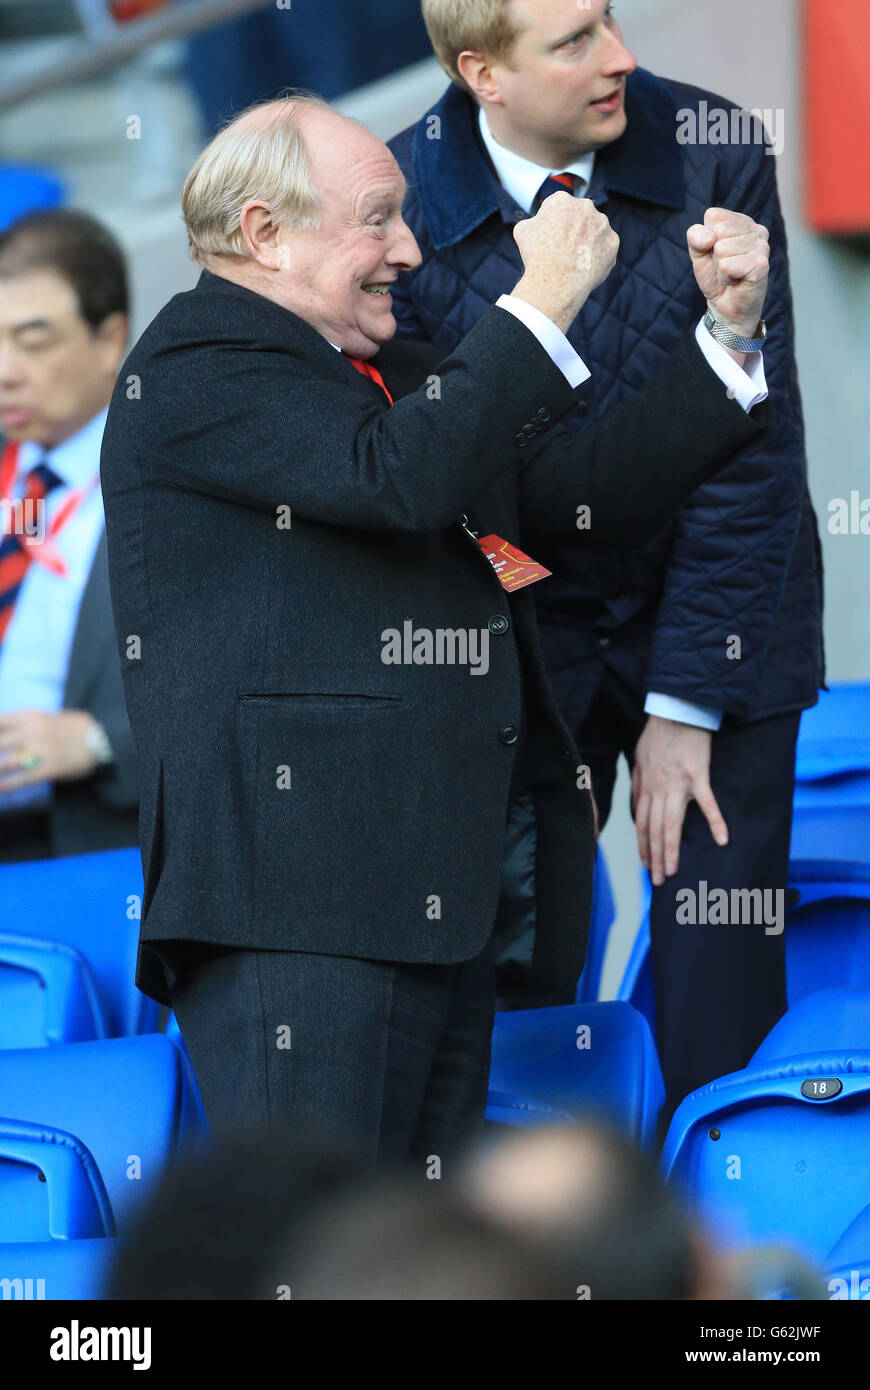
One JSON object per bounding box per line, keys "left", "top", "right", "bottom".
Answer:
{"left": 237, "top": 692, "right": 407, "bottom": 928}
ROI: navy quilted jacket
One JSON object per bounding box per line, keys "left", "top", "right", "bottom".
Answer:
{"left": 388, "top": 69, "right": 825, "bottom": 724}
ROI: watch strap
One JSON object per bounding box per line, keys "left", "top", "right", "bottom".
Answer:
{"left": 704, "top": 309, "right": 767, "bottom": 353}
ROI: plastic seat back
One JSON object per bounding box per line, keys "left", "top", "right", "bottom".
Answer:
{"left": 792, "top": 684, "right": 870, "bottom": 861}
{"left": 0, "top": 1118, "right": 114, "bottom": 1243}
{"left": 0, "top": 1236, "right": 119, "bottom": 1301}
{"left": 826, "top": 1202, "right": 870, "bottom": 1299}
{"left": 661, "top": 991, "right": 870, "bottom": 1262}
{"left": 0, "top": 1035, "right": 206, "bottom": 1230}
{"left": 0, "top": 849, "right": 155, "bottom": 1036}
{"left": 0, "top": 935, "right": 108, "bottom": 1048}
{"left": 784, "top": 863, "right": 870, "bottom": 1002}
{"left": 488, "top": 1001, "right": 664, "bottom": 1149}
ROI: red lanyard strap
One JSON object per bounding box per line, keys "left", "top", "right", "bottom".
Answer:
{"left": 1, "top": 440, "right": 99, "bottom": 578}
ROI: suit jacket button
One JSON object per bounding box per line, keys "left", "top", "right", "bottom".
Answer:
{"left": 537, "top": 407, "right": 551, "bottom": 422}
{"left": 499, "top": 725, "right": 520, "bottom": 745}
{"left": 597, "top": 635, "right": 613, "bottom": 650}
{"left": 576, "top": 401, "right": 591, "bottom": 418}
{"left": 489, "top": 615, "right": 510, "bottom": 636}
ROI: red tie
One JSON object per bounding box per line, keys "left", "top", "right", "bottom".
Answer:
{"left": 345, "top": 356, "right": 394, "bottom": 406}
{"left": 0, "top": 456, "right": 63, "bottom": 649}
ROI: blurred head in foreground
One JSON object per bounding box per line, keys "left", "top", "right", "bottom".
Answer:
{"left": 108, "top": 1121, "right": 742, "bottom": 1300}
{"left": 107, "top": 1126, "right": 568, "bottom": 1300}
{"left": 456, "top": 1121, "right": 735, "bottom": 1301}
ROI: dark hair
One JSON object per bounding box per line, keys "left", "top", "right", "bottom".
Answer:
{"left": 0, "top": 209, "right": 129, "bottom": 329}
{"left": 106, "top": 1128, "right": 364, "bottom": 1301}
{"left": 284, "top": 1180, "right": 572, "bottom": 1300}
{"left": 106, "top": 1128, "right": 571, "bottom": 1301}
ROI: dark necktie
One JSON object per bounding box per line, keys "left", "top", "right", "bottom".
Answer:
{"left": 0, "top": 458, "right": 63, "bottom": 649}
{"left": 533, "top": 171, "right": 579, "bottom": 212}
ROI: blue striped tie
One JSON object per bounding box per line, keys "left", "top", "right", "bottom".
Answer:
{"left": 0, "top": 458, "right": 64, "bottom": 649}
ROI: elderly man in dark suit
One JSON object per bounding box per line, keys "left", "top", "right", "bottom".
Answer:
{"left": 0, "top": 210, "right": 138, "bottom": 863}
{"left": 101, "top": 94, "right": 772, "bottom": 1169}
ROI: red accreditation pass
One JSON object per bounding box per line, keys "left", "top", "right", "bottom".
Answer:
{"left": 475, "top": 534, "right": 553, "bottom": 592}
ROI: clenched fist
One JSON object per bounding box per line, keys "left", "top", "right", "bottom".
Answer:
{"left": 512, "top": 194, "right": 620, "bottom": 333}
{"left": 688, "top": 208, "right": 770, "bottom": 341}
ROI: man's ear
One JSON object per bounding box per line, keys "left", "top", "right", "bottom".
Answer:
{"left": 238, "top": 201, "right": 282, "bottom": 269}
{"left": 457, "top": 50, "right": 502, "bottom": 105}
{"left": 96, "top": 311, "right": 129, "bottom": 370}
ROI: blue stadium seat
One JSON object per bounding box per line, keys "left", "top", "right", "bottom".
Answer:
{"left": 796, "top": 684, "right": 870, "bottom": 779}
{"left": 0, "top": 1237, "right": 119, "bottom": 1301}
{"left": 0, "top": 1035, "right": 206, "bottom": 1230}
{"left": 0, "top": 166, "right": 64, "bottom": 234}
{"left": 0, "top": 1118, "right": 114, "bottom": 1243}
{"left": 825, "top": 1203, "right": 870, "bottom": 1299}
{"left": 487, "top": 1001, "right": 665, "bottom": 1149}
{"left": 574, "top": 846, "right": 617, "bottom": 1003}
{"left": 660, "top": 987, "right": 870, "bottom": 1263}
{"left": 0, "top": 935, "right": 108, "bottom": 1048}
{"left": 0, "top": 849, "right": 157, "bottom": 1039}
{"left": 786, "top": 860, "right": 870, "bottom": 1000}
{"left": 163, "top": 1012, "right": 208, "bottom": 1129}
{"left": 792, "top": 684, "right": 870, "bottom": 861}
{"left": 616, "top": 869, "right": 655, "bottom": 1033}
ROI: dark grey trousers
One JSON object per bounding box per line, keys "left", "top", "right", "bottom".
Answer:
{"left": 163, "top": 934, "right": 496, "bottom": 1177}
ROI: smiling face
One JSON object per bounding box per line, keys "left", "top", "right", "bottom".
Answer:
{"left": 262, "top": 108, "right": 422, "bottom": 359}
{"left": 470, "top": 0, "right": 638, "bottom": 168}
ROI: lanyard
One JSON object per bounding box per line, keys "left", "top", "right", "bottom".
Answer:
{"left": 0, "top": 441, "right": 99, "bottom": 579}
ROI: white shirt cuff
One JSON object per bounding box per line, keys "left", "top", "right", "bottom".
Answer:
{"left": 497, "top": 294, "right": 592, "bottom": 389}
{"left": 645, "top": 692, "right": 723, "bottom": 732}
{"left": 695, "top": 318, "right": 768, "bottom": 413}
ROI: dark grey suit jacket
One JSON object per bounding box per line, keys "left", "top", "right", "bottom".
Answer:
{"left": 100, "top": 269, "right": 767, "bottom": 1004}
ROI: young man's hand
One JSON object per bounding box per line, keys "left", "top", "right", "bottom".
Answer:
{"left": 631, "top": 715, "right": 729, "bottom": 885}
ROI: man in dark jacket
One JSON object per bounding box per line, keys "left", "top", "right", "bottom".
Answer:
{"left": 389, "top": 0, "right": 824, "bottom": 1123}
{"left": 0, "top": 210, "right": 139, "bottom": 862}
{"left": 101, "top": 95, "right": 772, "bottom": 1167}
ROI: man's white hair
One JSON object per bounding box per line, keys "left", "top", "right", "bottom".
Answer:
{"left": 182, "top": 93, "right": 329, "bottom": 266}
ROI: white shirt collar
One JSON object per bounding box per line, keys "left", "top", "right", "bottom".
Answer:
{"left": 17, "top": 408, "right": 108, "bottom": 491}
{"left": 478, "top": 107, "right": 596, "bottom": 216}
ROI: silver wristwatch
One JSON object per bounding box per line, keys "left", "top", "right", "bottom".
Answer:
{"left": 85, "top": 720, "right": 115, "bottom": 766}
{"left": 704, "top": 309, "right": 768, "bottom": 353}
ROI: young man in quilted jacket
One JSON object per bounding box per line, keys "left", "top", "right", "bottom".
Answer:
{"left": 389, "top": 0, "right": 824, "bottom": 1130}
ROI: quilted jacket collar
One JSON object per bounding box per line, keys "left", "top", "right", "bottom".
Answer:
{"left": 411, "top": 67, "right": 685, "bottom": 251}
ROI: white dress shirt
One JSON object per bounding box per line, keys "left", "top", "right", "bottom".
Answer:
{"left": 478, "top": 107, "right": 770, "bottom": 732}
{"left": 0, "top": 408, "right": 107, "bottom": 810}
{"left": 478, "top": 106, "right": 597, "bottom": 211}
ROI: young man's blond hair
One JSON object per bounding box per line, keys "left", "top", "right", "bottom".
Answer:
{"left": 422, "top": 0, "right": 521, "bottom": 93}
